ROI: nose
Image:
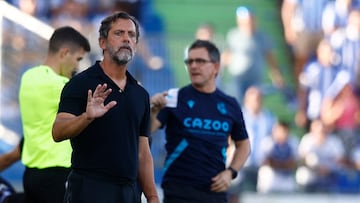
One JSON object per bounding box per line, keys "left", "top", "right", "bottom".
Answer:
{"left": 122, "top": 32, "right": 132, "bottom": 43}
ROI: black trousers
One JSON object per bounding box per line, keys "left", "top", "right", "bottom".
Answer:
{"left": 64, "top": 170, "right": 138, "bottom": 203}
{"left": 23, "top": 166, "right": 70, "bottom": 203}
{"left": 162, "top": 182, "right": 227, "bottom": 203}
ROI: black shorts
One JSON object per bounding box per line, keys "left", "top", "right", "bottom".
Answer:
{"left": 64, "top": 170, "right": 139, "bottom": 203}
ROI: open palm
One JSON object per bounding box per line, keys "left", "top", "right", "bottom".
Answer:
{"left": 86, "top": 83, "right": 117, "bottom": 120}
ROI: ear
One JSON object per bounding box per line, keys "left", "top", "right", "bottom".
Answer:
{"left": 99, "top": 37, "right": 106, "bottom": 50}
{"left": 59, "top": 47, "right": 70, "bottom": 58}
{"left": 214, "top": 62, "right": 221, "bottom": 77}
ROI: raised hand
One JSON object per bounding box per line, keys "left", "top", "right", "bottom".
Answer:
{"left": 150, "top": 91, "right": 167, "bottom": 112}
{"left": 86, "top": 83, "right": 117, "bottom": 120}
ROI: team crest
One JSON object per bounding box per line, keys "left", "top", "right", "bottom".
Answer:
{"left": 187, "top": 100, "right": 195, "bottom": 108}
{"left": 217, "top": 103, "right": 227, "bottom": 114}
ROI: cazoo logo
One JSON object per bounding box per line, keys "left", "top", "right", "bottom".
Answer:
{"left": 183, "top": 117, "right": 229, "bottom": 132}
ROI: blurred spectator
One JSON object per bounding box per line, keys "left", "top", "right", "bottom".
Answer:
{"left": 322, "top": 0, "right": 359, "bottom": 36}
{"left": 87, "top": 0, "right": 145, "bottom": 33}
{"left": 0, "top": 139, "right": 24, "bottom": 203}
{"left": 227, "top": 86, "right": 276, "bottom": 202}
{"left": 257, "top": 121, "right": 299, "bottom": 193}
{"left": 335, "top": 132, "right": 360, "bottom": 193}
{"left": 113, "top": 0, "right": 143, "bottom": 21}
{"left": 295, "top": 38, "right": 345, "bottom": 129}
{"left": 0, "top": 176, "right": 18, "bottom": 203}
{"left": 194, "top": 22, "right": 226, "bottom": 52}
{"left": 222, "top": 6, "right": 284, "bottom": 102}
{"left": 330, "top": 8, "right": 360, "bottom": 88}
{"left": 5, "top": 0, "right": 49, "bottom": 59}
{"left": 353, "top": 142, "right": 360, "bottom": 170}
{"left": 241, "top": 86, "right": 277, "bottom": 174}
{"left": 0, "top": 140, "right": 22, "bottom": 173}
{"left": 184, "top": 23, "right": 217, "bottom": 60}
{"left": 49, "top": 0, "right": 93, "bottom": 35}
{"left": 296, "top": 119, "right": 346, "bottom": 193}
{"left": 195, "top": 23, "right": 215, "bottom": 41}
{"left": 321, "top": 83, "right": 360, "bottom": 162}
{"left": 12, "top": 0, "right": 52, "bottom": 22}
{"left": 281, "top": 0, "right": 329, "bottom": 89}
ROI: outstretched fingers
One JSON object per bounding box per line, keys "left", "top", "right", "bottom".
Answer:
{"left": 91, "top": 83, "right": 116, "bottom": 101}
{"left": 86, "top": 83, "right": 117, "bottom": 119}
{"left": 87, "top": 89, "right": 93, "bottom": 103}
{"left": 105, "top": 101, "right": 117, "bottom": 110}
{"left": 101, "top": 86, "right": 113, "bottom": 99}
{"left": 93, "top": 83, "right": 110, "bottom": 99}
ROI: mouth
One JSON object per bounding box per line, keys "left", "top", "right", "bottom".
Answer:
{"left": 190, "top": 72, "right": 201, "bottom": 76}
{"left": 119, "top": 46, "right": 131, "bottom": 51}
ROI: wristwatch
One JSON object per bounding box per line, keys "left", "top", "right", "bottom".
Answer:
{"left": 227, "top": 166, "right": 238, "bottom": 179}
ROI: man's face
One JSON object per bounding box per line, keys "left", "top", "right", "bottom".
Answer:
{"left": 185, "top": 47, "right": 218, "bottom": 88}
{"left": 60, "top": 48, "right": 87, "bottom": 78}
{"left": 101, "top": 18, "right": 137, "bottom": 65}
